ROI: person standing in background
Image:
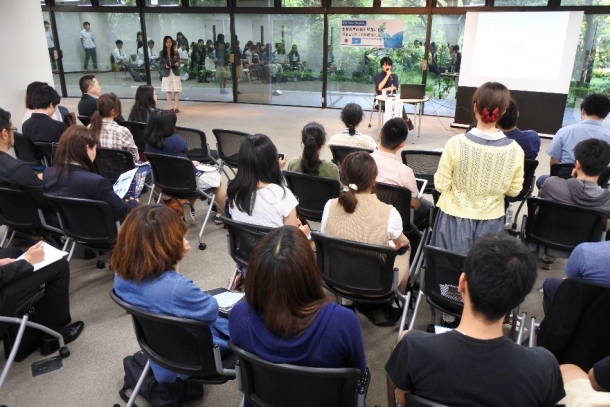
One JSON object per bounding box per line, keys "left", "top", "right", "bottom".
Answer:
{"left": 160, "top": 36, "right": 182, "bottom": 113}
{"left": 44, "top": 21, "right": 57, "bottom": 73}
{"left": 80, "top": 22, "right": 97, "bottom": 73}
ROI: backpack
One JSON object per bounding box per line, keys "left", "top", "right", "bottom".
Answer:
{"left": 119, "top": 351, "right": 204, "bottom": 407}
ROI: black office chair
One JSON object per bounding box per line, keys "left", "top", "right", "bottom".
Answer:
{"left": 77, "top": 115, "right": 91, "bottom": 126}
{"left": 550, "top": 163, "right": 575, "bottom": 180}
{"left": 506, "top": 159, "right": 539, "bottom": 233}
{"left": 401, "top": 150, "right": 442, "bottom": 194}
{"left": 32, "top": 141, "right": 57, "bottom": 168}
{"left": 44, "top": 194, "right": 120, "bottom": 268}
{"left": 175, "top": 126, "right": 219, "bottom": 164}
{"left": 93, "top": 147, "right": 136, "bottom": 184}
{"left": 118, "top": 121, "right": 147, "bottom": 153}
{"left": 12, "top": 132, "right": 39, "bottom": 168}
{"left": 329, "top": 146, "right": 374, "bottom": 167}
{"left": 403, "top": 394, "right": 450, "bottom": 407}
{"left": 229, "top": 342, "right": 370, "bottom": 407}
{"left": 283, "top": 171, "right": 341, "bottom": 222}
{"left": 110, "top": 290, "right": 236, "bottom": 407}
{"left": 212, "top": 129, "right": 250, "bottom": 177}
{"left": 146, "top": 152, "right": 222, "bottom": 250}
{"left": 598, "top": 166, "right": 610, "bottom": 189}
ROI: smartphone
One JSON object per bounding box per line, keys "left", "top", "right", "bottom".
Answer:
{"left": 278, "top": 153, "right": 285, "bottom": 160}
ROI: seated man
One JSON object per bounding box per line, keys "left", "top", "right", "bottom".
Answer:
{"left": 497, "top": 99, "right": 541, "bottom": 160}
{"left": 373, "top": 57, "right": 413, "bottom": 130}
{"left": 0, "top": 242, "right": 84, "bottom": 356}
{"left": 112, "top": 40, "right": 143, "bottom": 83}
{"left": 22, "top": 85, "right": 67, "bottom": 166}
{"left": 78, "top": 75, "right": 124, "bottom": 121}
{"left": 538, "top": 93, "right": 610, "bottom": 188}
{"left": 385, "top": 234, "right": 565, "bottom": 407}
{"left": 371, "top": 117, "right": 432, "bottom": 226}
{"left": 137, "top": 40, "right": 161, "bottom": 81}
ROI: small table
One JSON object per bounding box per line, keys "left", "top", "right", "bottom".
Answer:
{"left": 374, "top": 95, "right": 429, "bottom": 142}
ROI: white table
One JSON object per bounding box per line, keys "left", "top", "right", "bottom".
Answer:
{"left": 374, "top": 95, "right": 429, "bottom": 142}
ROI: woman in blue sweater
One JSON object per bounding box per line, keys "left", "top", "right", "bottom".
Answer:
{"left": 229, "top": 226, "right": 367, "bottom": 406}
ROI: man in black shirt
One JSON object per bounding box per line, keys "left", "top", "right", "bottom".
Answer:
{"left": 77, "top": 74, "right": 101, "bottom": 118}
{"left": 385, "top": 234, "right": 565, "bottom": 407}
{"left": 373, "top": 57, "right": 413, "bottom": 130}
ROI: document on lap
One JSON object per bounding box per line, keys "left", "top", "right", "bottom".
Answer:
{"left": 17, "top": 242, "right": 68, "bottom": 272}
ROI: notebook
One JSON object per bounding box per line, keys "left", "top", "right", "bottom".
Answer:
{"left": 400, "top": 84, "right": 425, "bottom": 100}
{"left": 204, "top": 287, "right": 245, "bottom": 318}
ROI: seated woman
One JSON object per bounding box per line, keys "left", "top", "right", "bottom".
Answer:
{"left": 112, "top": 205, "right": 230, "bottom": 383}
{"left": 43, "top": 126, "right": 138, "bottom": 221}
{"left": 127, "top": 85, "right": 157, "bottom": 123}
{"left": 321, "top": 151, "right": 410, "bottom": 293}
{"left": 229, "top": 226, "right": 367, "bottom": 407}
{"left": 328, "top": 103, "right": 377, "bottom": 150}
{"left": 89, "top": 93, "right": 139, "bottom": 163}
{"left": 286, "top": 122, "right": 341, "bottom": 193}
{"left": 144, "top": 109, "right": 226, "bottom": 224}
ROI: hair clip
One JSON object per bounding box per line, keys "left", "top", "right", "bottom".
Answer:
{"left": 348, "top": 184, "right": 358, "bottom": 191}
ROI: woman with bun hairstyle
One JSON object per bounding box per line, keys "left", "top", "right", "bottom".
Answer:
{"left": 431, "top": 81, "right": 524, "bottom": 254}
{"left": 328, "top": 103, "right": 377, "bottom": 150}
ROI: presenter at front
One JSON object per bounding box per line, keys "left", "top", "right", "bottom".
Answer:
{"left": 373, "top": 57, "right": 412, "bottom": 129}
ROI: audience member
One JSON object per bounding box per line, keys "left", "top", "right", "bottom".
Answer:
{"left": 22, "top": 84, "right": 67, "bottom": 165}
{"left": 89, "top": 93, "right": 139, "bottom": 163}
{"left": 229, "top": 226, "right": 367, "bottom": 407}
{"left": 79, "top": 21, "right": 97, "bottom": 73}
{"left": 77, "top": 74, "right": 101, "bottom": 118}
{"left": 23, "top": 81, "right": 63, "bottom": 124}
{"left": 385, "top": 234, "right": 565, "bottom": 407}
{"left": 372, "top": 117, "right": 432, "bottom": 226}
{"left": 112, "top": 40, "right": 143, "bottom": 83}
{"left": 286, "top": 122, "right": 341, "bottom": 190}
{"left": 321, "top": 151, "right": 410, "bottom": 293}
{"left": 328, "top": 103, "right": 377, "bottom": 150}
{"left": 431, "top": 82, "right": 524, "bottom": 254}
{"left": 160, "top": 36, "right": 182, "bottom": 112}
{"left": 43, "top": 126, "right": 138, "bottom": 221}
{"left": 144, "top": 109, "right": 226, "bottom": 224}
{"left": 112, "top": 205, "right": 230, "bottom": 383}
{"left": 0, "top": 242, "right": 84, "bottom": 356}
{"left": 497, "top": 99, "right": 541, "bottom": 160}
{"left": 137, "top": 40, "right": 161, "bottom": 80}
{"left": 560, "top": 359, "right": 610, "bottom": 406}
{"left": 287, "top": 44, "right": 300, "bottom": 69}
{"left": 373, "top": 57, "right": 413, "bottom": 129}
{"left": 128, "top": 85, "right": 157, "bottom": 123}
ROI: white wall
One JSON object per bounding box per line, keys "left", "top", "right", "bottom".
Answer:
{"left": 0, "top": 0, "right": 55, "bottom": 125}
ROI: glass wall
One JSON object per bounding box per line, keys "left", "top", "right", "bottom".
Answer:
{"left": 435, "top": 0, "right": 484, "bottom": 6}
{"left": 42, "top": 12, "right": 61, "bottom": 90}
{"left": 494, "top": 0, "right": 547, "bottom": 5}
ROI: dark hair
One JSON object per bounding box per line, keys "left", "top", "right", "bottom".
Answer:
{"left": 30, "top": 85, "right": 60, "bottom": 109}
{"left": 53, "top": 126, "right": 97, "bottom": 181}
{"left": 341, "top": 103, "right": 364, "bottom": 136}
{"left": 111, "top": 205, "right": 187, "bottom": 284}
{"left": 25, "top": 81, "right": 47, "bottom": 109}
{"left": 0, "top": 108, "right": 11, "bottom": 131}
{"left": 497, "top": 99, "right": 518, "bottom": 130}
{"left": 89, "top": 93, "right": 122, "bottom": 140}
{"left": 44, "top": 20, "right": 49, "bottom": 25}
{"left": 338, "top": 151, "right": 376, "bottom": 213}
{"left": 464, "top": 234, "right": 537, "bottom": 323}
{"left": 148, "top": 39, "right": 155, "bottom": 45}
{"left": 216, "top": 33, "right": 225, "bottom": 45}
{"left": 161, "top": 36, "right": 176, "bottom": 59}
{"left": 115, "top": 39, "right": 123, "bottom": 45}
{"left": 574, "top": 138, "right": 610, "bottom": 177}
{"left": 300, "top": 122, "right": 326, "bottom": 176}
{"left": 472, "top": 82, "right": 510, "bottom": 124}
{"left": 227, "top": 134, "right": 285, "bottom": 216}
{"left": 83, "top": 21, "right": 90, "bottom": 27}
{"left": 380, "top": 57, "right": 393, "bottom": 68}
{"left": 129, "top": 85, "right": 156, "bottom": 122}
{"left": 198, "top": 38, "right": 204, "bottom": 43}
{"left": 381, "top": 117, "right": 408, "bottom": 150}
{"left": 245, "top": 226, "right": 330, "bottom": 338}
{"left": 581, "top": 94, "right": 610, "bottom": 119}
{"left": 145, "top": 109, "right": 177, "bottom": 150}
{"left": 79, "top": 74, "right": 96, "bottom": 94}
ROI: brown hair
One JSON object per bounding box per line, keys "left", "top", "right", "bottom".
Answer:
{"left": 110, "top": 205, "right": 187, "bottom": 284}
{"left": 90, "top": 93, "right": 122, "bottom": 140}
{"left": 52, "top": 125, "right": 97, "bottom": 181}
{"left": 472, "top": 82, "right": 510, "bottom": 124}
{"left": 245, "top": 226, "right": 330, "bottom": 338}
{"left": 338, "top": 151, "right": 377, "bottom": 213}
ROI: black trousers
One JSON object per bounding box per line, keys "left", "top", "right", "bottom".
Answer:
{"left": 0, "top": 247, "right": 71, "bottom": 332}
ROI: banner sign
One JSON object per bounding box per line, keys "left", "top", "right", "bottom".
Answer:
{"left": 341, "top": 19, "right": 404, "bottom": 48}
{"left": 383, "top": 97, "right": 404, "bottom": 125}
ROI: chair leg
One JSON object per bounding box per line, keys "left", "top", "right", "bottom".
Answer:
{"left": 0, "top": 314, "right": 29, "bottom": 391}
{"left": 146, "top": 183, "right": 157, "bottom": 205}
{"left": 407, "top": 290, "right": 425, "bottom": 330}
{"left": 66, "top": 241, "right": 76, "bottom": 262}
{"left": 368, "top": 100, "right": 376, "bottom": 128}
{"left": 127, "top": 359, "right": 151, "bottom": 407}
{"left": 197, "top": 193, "right": 216, "bottom": 250}
{"left": 397, "top": 291, "right": 411, "bottom": 339}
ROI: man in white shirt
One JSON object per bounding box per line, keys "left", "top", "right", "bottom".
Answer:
{"left": 137, "top": 40, "right": 161, "bottom": 80}
{"left": 79, "top": 21, "right": 97, "bottom": 73}
{"left": 44, "top": 21, "right": 57, "bottom": 73}
{"left": 113, "top": 40, "right": 143, "bottom": 82}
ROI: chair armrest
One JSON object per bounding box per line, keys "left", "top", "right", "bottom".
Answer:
{"left": 38, "top": 209, "right": 65, "bottom": 237}
{"left": 213, "top": 344, "right": 236, "bottom": 377}
{"left": 356, "top": 367, "right": 371, "bottom": 407}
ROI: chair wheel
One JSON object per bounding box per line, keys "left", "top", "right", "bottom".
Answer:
{"left": 59, "top": 347, "right": 70, "bottom": 358}
{"left": 96, "top": 261, "right": 105, "bottom": 269}
{"left": 199, "top": 243, "right": 206, "bottom": 250}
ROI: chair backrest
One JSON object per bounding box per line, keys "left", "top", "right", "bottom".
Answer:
{"left": 211, "top": 129, "right": 250, "bottom": 168}
{"left": 220, "top": 216, "right": 273, "bottom": 269}
{"left": 145, "top": 152, "right": 198, "bottom": 196}
{"left": 44, "top": 194, "right": 118, "bottom": 247}
{"left": 283, "top": 171, "right": 341, "bottom": 222}
{"left": 404, "top": 394, "right": 451, "bottom": 407}
{"left": 375, "top": 182, "right": 414, "bottom": 234}
{"left": 94, "top": 147, "right": 136, "bottom": 184}
{"left": 12, "top": 132, "right": 38, "bottom": 166}
{"left": 598, "top": 166, "right": 610, "bottom": 189}
{"left": 110, "top": 290, "right": 220, "bottom": 377}
{"left": 118, "top": 121, "right": 147, "bottom": 152}
{"left": 524, "top": 197, "right": 608, "bottom": 253}
{"left": 401, "top": 150, "right": 442, "bottom": 193}
{"left": 78, "top": 115, "right": 91, "bottom": 126}
{"left": 311, "top": 231, "right": 396, "bottom": 297}
{"left": 229, "top": 342, "right": 362, "bottom": 407}
{"left": 32, "top": 141, "right": 57, "bottom": 167}
{"left": 175, "top": 126, "right": 211, "bottom": 162}
{"left": 329, "top": 146, "right": 374, "bottom": 167}
{"left": 0, "top": 186, "right": 42, "bottom": 233}
{"left": 514, "top": 159, "right": 539, "bottom": 201}
{"left": 550, "top": 163, "right": 575, "bottom": 179}
{"left": 423, "top": 245, "right": 466, "bottom": 316}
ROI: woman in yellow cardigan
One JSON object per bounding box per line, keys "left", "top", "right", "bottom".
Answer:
{"left": 430, "top": 82, "right": 524, "bottom": 254}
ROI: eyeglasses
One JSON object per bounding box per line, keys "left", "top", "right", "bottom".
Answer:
{"left": 7, "top": 127, "right": 17, "bottom": 133}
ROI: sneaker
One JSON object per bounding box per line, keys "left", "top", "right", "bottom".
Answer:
{"left": 214, "top": 214, "right": 223, "bottom": 225}
{"left": 405, "top": 118, "right": 414, "bottom": 131}
{"left": 183, "top": 202, "right": 196, "bottom": 225}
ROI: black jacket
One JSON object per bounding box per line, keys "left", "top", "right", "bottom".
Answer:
{"left": 0, "top": 150, "right": 51, "bottom": 210}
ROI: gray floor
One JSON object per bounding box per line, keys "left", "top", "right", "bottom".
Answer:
{"left": 1, "top": 99, "right": 565, "bottom": 407}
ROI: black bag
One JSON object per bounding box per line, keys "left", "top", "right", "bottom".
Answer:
{"left": 2, "top": 296, "right": 44, "bottom": 362}
{"left": 119, "top": 351, "right": 204, "bottom": 407}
